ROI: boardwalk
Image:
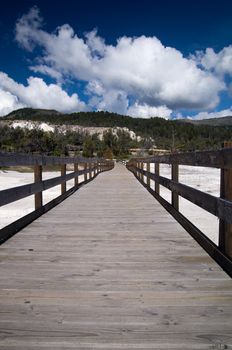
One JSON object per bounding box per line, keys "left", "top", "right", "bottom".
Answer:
{"left": 0, "top": 164, "right": 232, "bottom": 349}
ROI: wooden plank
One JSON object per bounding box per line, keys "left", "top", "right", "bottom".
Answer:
{"left": 0, "top": 164, "right": 232, "bottom": 348}
{"left": 131, "top": 168, "right": 232, "bottom": 277}
{"left": 0, "top": 152, "right": 99, "bottom": 167}
{"left": 84, "top": 163, "right": 88, "bottom": 182}
{"left": 132, "top": 148, "right": 232, "bottom": 168}
{"left": 155, "top": 163, "right": 160, "bottom": 195}
{"left": 0, "top": 169, "right": 88, "bottom": 207}
{"left": 171, "top": 163, "right": 179, "bottom": 211}
{"left": 146, "top": 162, "right": 150, "bottom": 188}
{"left": 74, "top": 163, "right": 79, "bottom": 187}
{"left": 34, "top": 165, "right": 42, "bottom": 210}
{"left": 90, "top": 163, "right": 93, "bottom": 179}
{"left": 219, "top": 141, "right": 232, "bottom": 257}
{"left": 0, "top": 176, "right": 96, "bottom": 245}
{"left": 61, "top": 164, "right": 66, "bottom": 195}
{"left": 137, "top": 167, "right": 232, "bottom": 224}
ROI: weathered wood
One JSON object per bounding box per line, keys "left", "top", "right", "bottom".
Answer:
{"left": 171, "top": 163, "right": 179, "bottom": 210}
{"left": 130, "top": 167, "right": 232, "bottom": 277}
{"left": 0, "top": 175, "right": 96, "bottom": 245}
{"left": 74, "top": 163, "right": 79, "bottom": 186}
{"left": 88, "top": 163, "right": 91, "bottom": 180}
{"left": 0, "top": 152, "right": 100, "bottom": 167}
{"left": 91, "top": 163, "right": 94, "bottom": 179}
{"left": 219, "top": 141, "right": 232, "bottom": 257}
{"left": 84, "top": 163, "right": 88, "bottom": 182}
{"left": 0, "top": 154, "right": 112, "bottom": 243}
{"left": 136, "top": 166, "right": 232, "bottom": 224}
{"left": 34, "top": 165, "right": 42, "bottom": 210}
{"left": 0, "top": 152, "right": 112, "bottom": 210}
{"left": 139, "top": 162, "right": 143, "bottom": 181}
{"left": 0, "top": 169, "right": 88, "bottom": 207}
{"left": 61, "top": 164, "right": 66, "bottom": 194}
{"left": 155, "top": 163, "right": 160, "bottom": 195}
{"left": 0, "top": 164, "right": 232, "bottom": 348}
{"left": 146, "top": 162, "right": 150, "bottom": 188}
{"left": 132, "top": 148, "right": 232, "bottom": 169}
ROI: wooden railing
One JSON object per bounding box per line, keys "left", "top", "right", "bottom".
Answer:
{"left": 126, "top": 147, "right": 232, "bottom": 277}
{"left": 0, "top": 152, "right": 114, "bottom": 244}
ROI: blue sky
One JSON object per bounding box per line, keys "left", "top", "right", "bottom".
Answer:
{"left": 0, "top": 0, "right": 232, "bottom": 119}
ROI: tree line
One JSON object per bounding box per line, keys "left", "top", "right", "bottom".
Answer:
{"left": 0, "top": 124, "right": 139, "bottom": 158}
{"left": 2, "top": 108, "right": 232, "bottom": 155}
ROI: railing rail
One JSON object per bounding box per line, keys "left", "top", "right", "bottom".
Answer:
{"left": 127, "top": 145, "right": 232, "bottom": 277}
{"left": 0, "top": 152, "right": 114, "bottom": 244}
{"left": 134, "top": 148, "right": 232, "bottom": 168}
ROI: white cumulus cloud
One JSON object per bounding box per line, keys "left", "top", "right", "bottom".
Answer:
{"left": 14, "top": 6, "right": 225, "bottom": 118}
{"left": 86, "top": 81, "right": 172, "bottom": 117}
{"left": 194, "top": 46, "right": 232, "bottom": 77}
{"left": 0, "top": 89, "right": 25, "bottom": 116}
{"left": 0, "top": 72, "right": 87, "bottom": 116}
{"left": 127, "top": 102, "right": 172, "bottom": 119}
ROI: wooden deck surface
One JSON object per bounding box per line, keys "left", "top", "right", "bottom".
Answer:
{"left": 0, "top": 164, "right": 232, "bottom": 349}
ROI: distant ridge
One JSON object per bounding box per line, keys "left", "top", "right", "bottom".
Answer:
{"left": 4, "top": 108, "right": 232, "bottom": 127}
{"left": 6, "top": 108, "right": 62, "bottom": 120}
{"left": 179, "top": 115, "right": 232, "bottom": 126}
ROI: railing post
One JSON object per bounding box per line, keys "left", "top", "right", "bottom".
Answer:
{"left": 84, "top": 163, "right": 88, "bottom": 182}
{"left": 140, "top": 162, "right": 142, "bottom": 181}
{"left": 147, "top": 162, "right": 151, "bottom": 188}
{"left": 74, "top": 162, "right": 79, "bottom": 187}
{"left": 171, "top": 163, "right": 179, "bottom": 211}
{"left": 61, "top": 164, "right": 66, "bottom": 195}
{"left": 34, "top": 165, "right": 42, "bottom": 210}
{"left": 142, "top": 162, "right": 145, "bottom": 182}
{"left": 90, "top": 163, "right": 92, "bottom": 179}
{"left": 219, "top": 141, "right": 232, "bottom": 257}
{"left": 92, "top": 162, "right": 94, "bottom": 178}
{"left": 155, "top": 163, "right": 160, "bottom": 195}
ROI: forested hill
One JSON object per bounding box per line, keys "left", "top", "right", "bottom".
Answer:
{"left": 3, "top": 108, "right": 232, "bottom": 151}
{"left": 5, "top": 108, "right": 139, "bottom": 127}
{"left": 5, "top": 108, "right": 232, "bottom": 127}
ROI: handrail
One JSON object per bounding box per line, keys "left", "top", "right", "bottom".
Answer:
{"left": 138, "top": 167, "right": 232, "bottom": 223}
{"left": 134, "top": 148, "right": 232, "bottom": 169}
{"left": 126, "top": 146, "right": 232, "bottom": 277}
{"left": 0, "top": 152, "right": 98, "bottom": 166}
{"left": 0, "top": 152, "right": 114, "bottom": 243}
{"left": 0, "top": 168, "right": 88, "bottom": 207}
